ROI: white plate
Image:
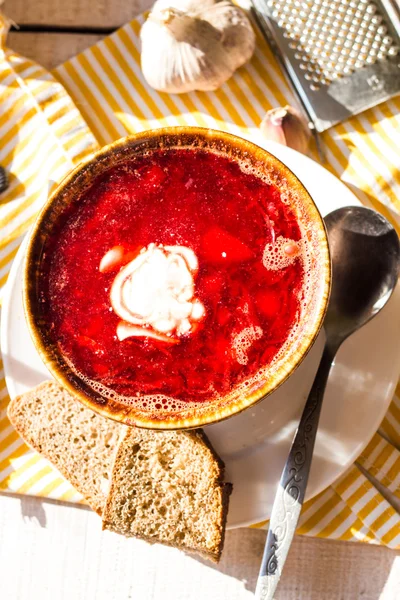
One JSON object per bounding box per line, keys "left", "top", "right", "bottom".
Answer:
{"left": 2, "top": 141, "right": 400, "bottom": 529}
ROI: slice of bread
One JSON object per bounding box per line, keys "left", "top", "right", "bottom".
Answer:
{"left": 7, "top": 381, "right": 122, "bottom": 515}
{"left": 102, "top": 427, "right": 232, "bottom": 562}
{"left": 8, "top": 381, "right": 232, "bottom": 561}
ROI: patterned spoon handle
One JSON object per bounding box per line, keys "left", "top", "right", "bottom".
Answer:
{"left": 255, "top": 343, "right": 335, "bottom": 600}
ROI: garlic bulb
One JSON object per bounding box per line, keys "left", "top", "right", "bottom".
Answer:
{"left": 140, "top": 0, "right": 256, "bottom": 94}
{"left": 260, "top": 106, "right": 312, "bottom": 155}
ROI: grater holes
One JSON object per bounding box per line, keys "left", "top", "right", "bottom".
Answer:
{"left": 268, "top": 0, "right": 400, "bottom": 87}
{"left": 371, "top": 15, "right": 383, "bottom": 25}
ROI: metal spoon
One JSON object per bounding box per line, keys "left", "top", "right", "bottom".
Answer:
{"left": 255, "top": 206, "right": 400, "bottom": 600}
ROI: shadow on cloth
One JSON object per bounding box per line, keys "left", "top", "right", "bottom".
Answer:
{"left": 203, "top": 528, "right": 399, "bottom": 598}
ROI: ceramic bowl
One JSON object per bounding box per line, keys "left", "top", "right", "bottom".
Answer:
{"left": 24, "top": 127, "right": 331, "bottom": 429}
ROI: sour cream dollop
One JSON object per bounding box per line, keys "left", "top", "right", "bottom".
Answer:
{"left": 109, "top": 243, "right": 205, "bottom": 343}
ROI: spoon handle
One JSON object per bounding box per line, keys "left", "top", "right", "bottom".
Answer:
{"left": 255, "top": 343, "right": 335, "bottom": 600}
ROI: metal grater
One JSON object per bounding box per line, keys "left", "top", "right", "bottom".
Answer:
{"left": 251, "top": 0, "right": 400, "bottom": 132}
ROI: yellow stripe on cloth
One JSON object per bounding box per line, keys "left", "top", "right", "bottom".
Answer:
{"left": 0, "top": 13, "right": 97, "bottom": 505}
{"left": 358, "top": 433, "right": 400, "bottom": 503}
{"left": 1, "top": 10, "right": 400, "bottom": 547}
{"left": 332, "top": 466, "right": 400, "bottom": 549}
{"left": 252, "top": 479, "right": 379, "bottom": 544}
{"left": 381, "top": 392, "right": 400, "bottom": 449}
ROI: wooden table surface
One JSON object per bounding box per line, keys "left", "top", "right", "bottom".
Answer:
{"left": 2, "top": 1, "right": 400, "bottom": 598}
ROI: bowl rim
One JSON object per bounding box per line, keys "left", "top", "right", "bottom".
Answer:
{"left": 23, "top": 126, "right": 331, "bottom": 430}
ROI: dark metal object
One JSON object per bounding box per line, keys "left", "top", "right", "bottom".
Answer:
{"left": 0, "top": 165, "right": 8, "bottom": 194}
{"left": 10, "top": 24, "right": 117, "bottom": 35}
{"left": 251, "top": 0, "right": 400, "bottom": 133}
{"left": 255, "top": 206, "right": 400, "bottom": 600}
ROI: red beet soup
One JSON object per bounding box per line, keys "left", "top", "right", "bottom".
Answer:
{"left": 39, "top": 147, "right": 307, "bottom": 408}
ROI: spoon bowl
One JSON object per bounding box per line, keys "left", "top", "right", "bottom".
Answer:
{"left": 325, "top": 206, "right": 400, "bottom": 349}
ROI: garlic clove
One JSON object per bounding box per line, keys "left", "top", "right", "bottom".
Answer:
{"left": 260, "top": 106, "right": 312, "bottom": 155}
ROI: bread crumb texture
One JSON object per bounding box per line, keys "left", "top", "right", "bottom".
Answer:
{"left": 7, "top": 381, "right": 122, "bottom": 514}
{"left": 103, "top": 428, "right": 232, "bottom": 562}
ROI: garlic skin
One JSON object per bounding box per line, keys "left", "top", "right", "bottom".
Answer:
{"left": 260, "top": 106, "right": 312, "bottom": 155}
{"left": 140, "top": 0, "right": 256, "bottom": 94}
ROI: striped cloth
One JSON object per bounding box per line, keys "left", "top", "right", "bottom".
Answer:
{"left": 1, "top": 11, "right": 400, "bottom": 545}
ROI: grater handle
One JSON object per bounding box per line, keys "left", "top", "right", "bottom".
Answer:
{"left": 382, "top": 0, "right": 400, "bottom": 27}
